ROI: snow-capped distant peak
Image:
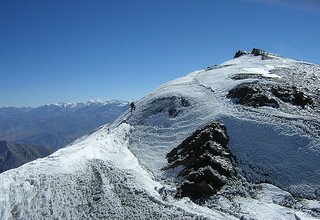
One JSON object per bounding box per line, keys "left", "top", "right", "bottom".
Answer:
{"left": 45, "top": 99, "right": 128, "bottom": 108}
{"left": 45, "top": 102, "right": 77, "bottom": 108}
{"left": 84, "top": 99, "right": 104, "bottom": 106}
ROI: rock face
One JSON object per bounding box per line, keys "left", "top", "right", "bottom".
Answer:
{"left": 251, "top": 48, "right": 267, "bottom": 56}
{"left": 227, "top": 82, "right": 314, "bottom": 109}
{"left": 271, "top": 86, "right": 313, "bottom": 108}
{"left": 227, "top": 82, "right": 279, "bottom": 108}
{"left": 0, "top": 141, "right": 53, "bottom": 173}
{"left": 164, "top": 122, "right": 236, "bottom": 200}
{"left": 233, "top": 48, "right": 269, "bottom": 59}
{"left": 234, "top": 50, "right": 248, "bottom": 58}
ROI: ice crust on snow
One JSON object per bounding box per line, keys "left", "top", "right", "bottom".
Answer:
{"left": 0, "top": 54, "right": 320, "bottom": 219}
{"left": 0, "top": 124, "right": 235, "bottom": 219}
{"left": 126, "top": 55, "right": 320, "bottom": 188}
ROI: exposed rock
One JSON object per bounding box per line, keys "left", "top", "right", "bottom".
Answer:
{"left": 163, "top": 122, "right": 236, "bottom": 200}
{"left": 251, "top": 48, "right": 272, "bottom": 60}
{"left": 251, "top": 48, "right": 266, "bottom": 56}
{"left": 240, "top": 216, "right": 255, "bottom": 220}
{"left": 234, "top": 50, "right": 248, "bottom": 58}
{"left": 233, "top": 48, "right": 269, "bottom": 59}
{"left": 143, "top": 96, "right": 190, "bottom": 118}
{"left": 271, "top": 86, "right": 313, "bottom": 108}
{"left": 227, "top": 82, "right": 279, "bottom": 108}
{"left": 294, "top": 214, "right": 302, "bottom": 220}
{"left": 231, "top": 74, "right": 267, "bottom": 80}
{"left": 227, "top": 82, "right": 314, "bottom": 109}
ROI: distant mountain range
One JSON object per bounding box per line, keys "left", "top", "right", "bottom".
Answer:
{"left": 0, "top": 100, "right": 129, "bottom": 149}
{"left": 0, "top": 140, "right": 53, "bottom": 173}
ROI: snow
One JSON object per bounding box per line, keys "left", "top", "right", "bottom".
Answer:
{"left": 0, "top": 54, "right": 319, "bottom": 219}
{"left": 242, "top": 67, "right": 280, "bottom": 78}
{"left": 123, "top": 54, "right": 320, "bottom": 217}
{"left": 46, "top": 99, "right": 127, "bottom": 108}
{"left": 0, "top": 123, "right": 235, "bottom": 219}
{"left": 0, "top": 123, "right": 236, "bottom": 219}
{"left": 124, "top": 54, "right": 319, "bottom": 182}
{"left": 221, "top": 116, "right": 320, "bottom": 192}
{"left": 234, "top": 197, "right": 315, "bottom": 220}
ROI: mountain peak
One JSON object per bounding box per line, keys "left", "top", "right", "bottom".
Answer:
{"left": 1, "top": 54, "right": 319, "bottom": 219}
{"left": 234, "top": 48, "right": 274, "bottom": 59}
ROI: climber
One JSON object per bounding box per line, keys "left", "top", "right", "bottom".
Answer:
{"left": 130, "top": 101, "right": 136, "bottom": 113}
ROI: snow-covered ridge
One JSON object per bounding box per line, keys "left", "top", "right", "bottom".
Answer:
{"left": 0, "top": 123, "right": 236, "bottom": 219}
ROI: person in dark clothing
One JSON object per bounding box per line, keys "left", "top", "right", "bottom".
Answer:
{"left": 130, "top": 101, "right": 136, "bottom": 113}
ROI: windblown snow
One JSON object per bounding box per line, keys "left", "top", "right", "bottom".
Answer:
{"left": 1, "top": 53, "right": 319, "bottom": 219}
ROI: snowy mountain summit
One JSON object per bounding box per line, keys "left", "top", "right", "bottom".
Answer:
{"left": 1, "top": 49, "right": 320, "bottom": 219}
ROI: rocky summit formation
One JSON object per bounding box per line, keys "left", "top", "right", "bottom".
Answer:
{"left": 0, "top": 141, "right": 53, "bottom": 173}
{"left": 164, "top": 122, "right": 236, "bottom": 200}
{"left": 234, "top": 48, "right": 268, "bottom": 59}
{"left": 234, "top": 50, "right": 248, "bottom": 58}
{"left": 226, "top": 55, "right": 318, "bottom": 113}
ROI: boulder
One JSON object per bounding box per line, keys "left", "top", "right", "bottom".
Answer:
{"left": 251, "top": 48, "right": 267, "bottom": 56}
{"left": 234, "top": 50, "right": 248, "bottom": 58}
{"left": 251, "top": 48, "right": 270, "bottom": 60}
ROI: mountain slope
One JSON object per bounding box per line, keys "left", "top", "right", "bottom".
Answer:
{"left": 0, "top": 51, "right": 319, "bottom": 219}
{"left": 0, "top": 100, "right": 128, "bottom": 149}
{"left": 0, "top": 124, "right": 234, "bottom": 219}
{"left": 0, "top": 141, "right": 53, "bottom": 173}
{"left": 124, "top": 52, "right": 320, "bottom": 198}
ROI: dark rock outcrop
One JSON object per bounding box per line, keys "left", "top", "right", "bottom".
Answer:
{"left": 251, "top": 48, "right": 267, "bottom": 56}
{"left": 251, "top": 48, "right": 271, "bottom": 60}
{"left": 227, "top": 82, "right": 279, "bottom": 108}
{"left": 231, "top": 74, "right": 268, "bottom": 80}
{"left": 234, "top": 50, "right": 248, "bottom": 58}
{"left": 271, "top": 86, "right": 313, "bottom": 108}
{"left": 163, "top": 122, "right": 236, "bottom": 200}
{"left": 233, "top": 48, "right": 271, "bottom": 60}
{"left": 227, "top": 82, "right": 313, "bottom": 109}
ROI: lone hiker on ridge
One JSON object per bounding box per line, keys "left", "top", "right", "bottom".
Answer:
{"left": 130, "top": 101, "right": 136, "bottom": 113}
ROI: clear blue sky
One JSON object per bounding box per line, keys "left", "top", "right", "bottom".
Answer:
{"left": 1, "top": 0, "right": 319, "bottom": 107}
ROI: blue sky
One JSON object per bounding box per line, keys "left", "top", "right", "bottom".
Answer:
{"left": 1, "top": 0, "right": 319, "bottom": 107}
